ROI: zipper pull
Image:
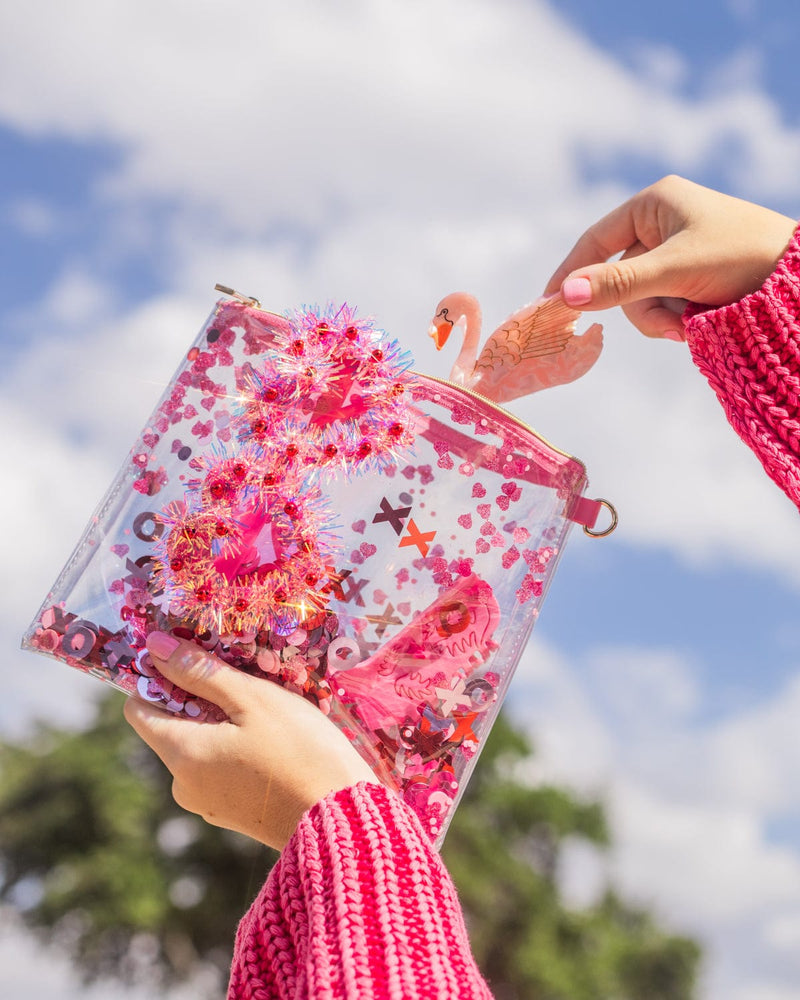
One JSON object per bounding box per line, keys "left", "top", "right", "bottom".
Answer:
{"left": 214, "top": 283, "right": 261, "bottom": 309}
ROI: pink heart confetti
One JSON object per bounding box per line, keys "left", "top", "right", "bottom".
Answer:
{"left": 398, "top": 602, "right": 411, "bottom": 616}
{"left": 183, "top": 404, "right": 198, "bottom": 420}
{"left": 111, "top": 544, "right": 129, "bottom": 557}
{"left": 458, "top": 462, "right": 474, "bottom": 477}
{"left": 502, "top": 547, "right": 520, "bottom": 568}
{"left": 360, "top": 542, "right": 377, "bottom": 559}
{"left": 170, "top": 439, "right": 184, "bottom": 454}
{"left": 451, "top": 557, "right": 474, "bottom": 576}
{"left": 350, "top": 550, "right": 364, "bottom": 565}
{"left": 496, "top": 495, "right": 510, "bottom": 511}
{"left": 200, "top": 396, "right": 216, "bottom": 411}
{"left": 373, "top": 589, "right": 388, "bottom": 604}
{"left": 352, "top": 519, "right": 366, "bottom": 534}
{"left": 516, "top": 575, "right": 544, "bottom": 602}
{"left": 472, "top": 483, "right": 486, "bottom": 498}
{"left": 480, "top": 521, "right": 496, "bottom": 536}
{"left": 513, "top": 526, "right": 531, "bottom": 544}
{"left": 142, "top": 432, "right": 159, "bottom": 448}
{"left": 501, "top": 481, "right": 521, "bottom": 499}
{"left": 457, "top": 513, "right": 472, "bottom": 530}
{"left": 477, "top": 503, "right": 492, "bottom": 520}
{"left": 491, "top": 533, "right": 505, "bottom": 547}
{"left": 401, "top": 465, "right": 416, "bottom": 480}
{"left": 437, "top": 454, "right": 454, "bottom": 470}
{"left": 108, "top": 580, "right": 125, "bottom": 595}
{"left": 475, "top": 538, "right": 490, "bottom": 554}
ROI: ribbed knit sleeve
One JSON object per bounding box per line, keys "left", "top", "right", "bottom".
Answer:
{"left": 227, "top": 781, "right": 493, "bottom": 1000}
{"left": 683, "top": 226, "right": 800, "bottom": 510}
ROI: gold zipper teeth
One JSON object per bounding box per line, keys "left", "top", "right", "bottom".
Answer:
{"left": 414, "top": 371, "right": 587, "bottom": 475}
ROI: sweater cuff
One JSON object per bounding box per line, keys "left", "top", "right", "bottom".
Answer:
{"left": 683, "top": 225, "right": 800, "bottom": 510}
{"left": 228, "top": 781, "right": 492, "bottom": 1000}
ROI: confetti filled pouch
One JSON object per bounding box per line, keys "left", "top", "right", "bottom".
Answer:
{"left": 23, "top": 288, "right": 614, "bottom": 845}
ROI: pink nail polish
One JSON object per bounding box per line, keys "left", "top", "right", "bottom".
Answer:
{"left": 562, "top": 277, "right": 592, "bottom": 306}
{"left": 662, "top": 329, "right": 686, "bottom": 342}
{"left": 147, "top": 631, "right": 180, "bottom": 660}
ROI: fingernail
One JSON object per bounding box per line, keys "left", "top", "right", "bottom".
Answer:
{"left": 562, "top": 277, "right": 592, "bottom": 306}
{"left": 147, "top": 631, "right": 180, "bottom": 660}
{"left": 662, "top": 329, "right": 686, "bottom": 342}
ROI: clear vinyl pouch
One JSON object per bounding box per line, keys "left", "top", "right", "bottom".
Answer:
{"left": 23, "top": 291, "right": 615, "bottom": 846}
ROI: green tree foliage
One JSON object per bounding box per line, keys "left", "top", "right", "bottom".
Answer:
{"left": 0, "top": 692, "right": 700, "bottom": 997}
{"left": 0, "top": 691, "right": 276, "bottom": 994}
{"left": 443, "top": 714, "right": 701, "bottom": 999}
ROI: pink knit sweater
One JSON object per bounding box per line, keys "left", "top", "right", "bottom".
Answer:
{"left": 227, "top": 782, "right": 493, "bottom": 999}
{"left": 228, "top": 238, "right": 800, "bottom": 1000}
{"left": 684, "top": 226, "right": 800, "bottom": 510}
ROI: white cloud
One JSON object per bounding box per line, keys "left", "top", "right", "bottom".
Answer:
{"left": 0, "top": 908, "right": 220, "bottom": 1000}
{"left": 512, "top": 635, "right": 800, "bottom": 1000}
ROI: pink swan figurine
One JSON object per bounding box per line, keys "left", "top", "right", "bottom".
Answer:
{"left": 429, "top": 291, "right": 603, "bottom": 404}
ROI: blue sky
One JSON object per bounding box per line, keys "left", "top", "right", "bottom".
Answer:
{"left": 3, "top": 1, "right": 800, "bottom": 998}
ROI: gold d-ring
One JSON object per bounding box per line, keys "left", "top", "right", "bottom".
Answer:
{"left": 583, "top": 499, "right": 618, "bottom": 538}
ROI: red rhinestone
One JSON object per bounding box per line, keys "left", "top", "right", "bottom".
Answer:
{"left": 215, "top": 521, "right": 229, "bottom": 536}
{"left": 209, "top": 481, "right": 225, "bottom": 499}
{"left": 232, "top": 462, "right": 247, "bottom": 479}
{"left": 388, "top": 422, "right": 404, "bottom": 438}
{"left": 169, "top": 557, "right": 184, "bottom": 571}
{"left": 371, "top": 349, "right": 383, "bottom": 362}
{"left": 291, "top": 339, "right": 305, "bottom": 356}
{"left": 357, "top": 440, "right": 372, "bottom": 459}
{"left": 263, "top": 386, "right": 278, "bottom": 402}
{"left": 316, "top": 321, "right": 330, "bottom": 333}
{"left": 305, "top": 573, "right": 317, "bottom": 586}
{"left": 234, "top": 598, "right": 249, "bottom": 613}
{"left": 284, "top": 502, "right": 298, "bottom": 518}
{"left": 251, "top": 419, "right": 267, "bottom": 436}
{"left": 273, "top": 588, "right": 286, "bottom": 603}
{"left": 344, "top": 326, "right": 359, "bottom": 341}
{"left": 263, "top": 473, "right": 276, "bottom": 487}
{"left": 196, "top": 586, "right": 211, "bottom": 603}
{"left": 391, "top": 382, "right": 405, "bottom": 396}
{"left": 324, "top": 443, "right": 338, "bottom": 458}
{"left": 285, "top": 444, "right": 299, "bottom": 459}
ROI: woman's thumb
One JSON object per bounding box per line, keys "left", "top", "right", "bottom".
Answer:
{"left": 146, "top": 631, "right": 252, "bottom": 719}
{"left": 560, "top": 243, "right": 676, "bottom": 312}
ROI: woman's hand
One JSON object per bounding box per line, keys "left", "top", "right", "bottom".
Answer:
{"left": 544, "top": 174, "right": 797, "bottom": 340}
{"left": 124, "top": 632, "right": 378, "bottom": 851}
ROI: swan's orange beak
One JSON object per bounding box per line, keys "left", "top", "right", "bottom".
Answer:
{"left": 428, "top": 319, "right": 453, "bottom": 351}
